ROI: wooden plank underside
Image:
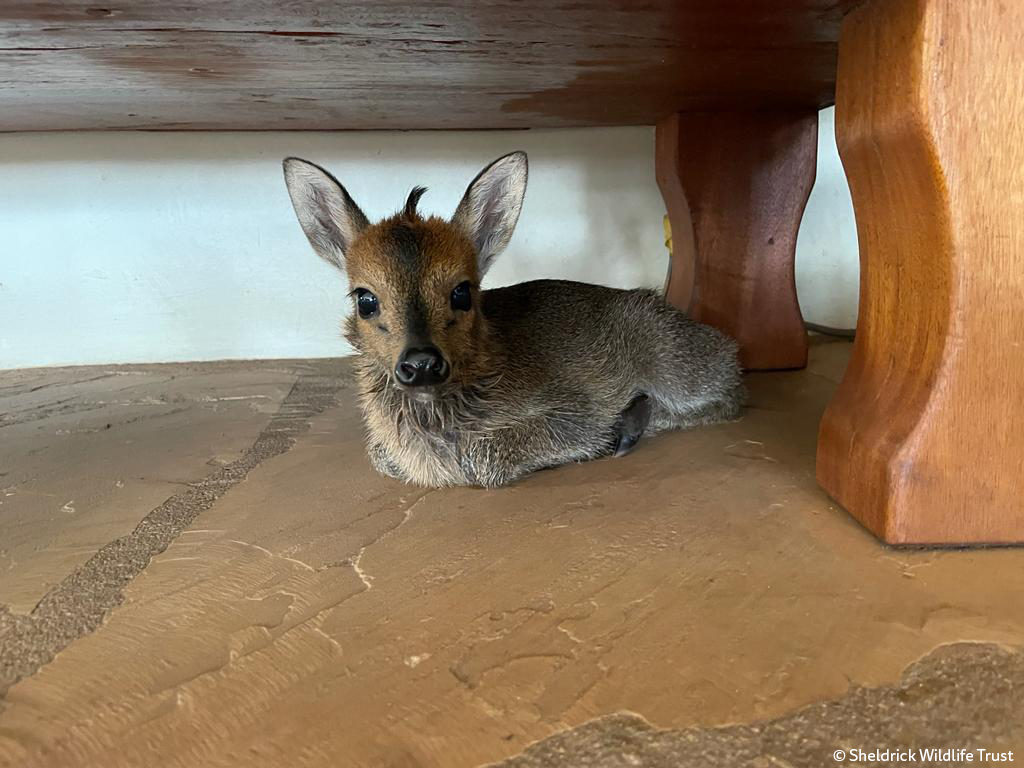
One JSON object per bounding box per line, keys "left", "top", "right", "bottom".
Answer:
{"left": 0, "top": 1, "right": 859, "bottom": 131}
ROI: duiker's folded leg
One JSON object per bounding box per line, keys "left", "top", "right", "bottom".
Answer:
{"left": 366, "top": 441, "right": 407, "bottom": 482}
{"left": 612, "top": 394, "right": 652, "bottom": 458}
{"left": 461, "top": 411, "right": 623, "bottom": 487}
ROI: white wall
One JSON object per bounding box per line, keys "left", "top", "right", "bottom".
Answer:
{"left": 795, "top": 107, "right": 860, "bottom": 329}
{"left": 0, "top": 114, "right": 858, "bottom": 369}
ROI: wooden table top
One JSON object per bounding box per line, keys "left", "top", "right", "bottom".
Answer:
{"left": 1, "top": 1, "right": 860, "bottom": 131}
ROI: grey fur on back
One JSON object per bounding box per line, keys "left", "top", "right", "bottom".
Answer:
{"left": 359, "top": 280, "right": 744, "bottom": 488}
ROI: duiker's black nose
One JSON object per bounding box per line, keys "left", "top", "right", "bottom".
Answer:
{"left": 395, "top": 346, "right": 450, "bottom": 387}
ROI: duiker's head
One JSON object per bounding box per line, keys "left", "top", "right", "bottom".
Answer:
{"left": 283, "top": 152, "right": 527, "bottom": 398}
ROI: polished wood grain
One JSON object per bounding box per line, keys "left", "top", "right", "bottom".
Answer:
{"left": 817, "top": 0, "right": 1024, "bottom": 544}
{"left": 0, "top": 1, "right": 859, "bottom": 131}
{"left": 656, "top": 112, "right": 816, "bottom": 370}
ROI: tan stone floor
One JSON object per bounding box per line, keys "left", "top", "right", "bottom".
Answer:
{"left": 0, "top": 341, "right": 1021, "bottom": 768}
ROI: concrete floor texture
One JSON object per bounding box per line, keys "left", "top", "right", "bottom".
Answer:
{"left": 0, "top": 339, "right": 1021, "bottom": 767}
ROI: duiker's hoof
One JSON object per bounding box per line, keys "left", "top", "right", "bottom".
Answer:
{"left": 613, "top": 394, "right": 652, "bottom": 458}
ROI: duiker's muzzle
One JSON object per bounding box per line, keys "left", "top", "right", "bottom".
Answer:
{"left": 395, "top": 346, "right": 450, "bottom": 387}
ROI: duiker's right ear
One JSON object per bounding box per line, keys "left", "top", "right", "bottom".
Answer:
{"left": 282, "top": 157, "right": 370, "bottom": 270}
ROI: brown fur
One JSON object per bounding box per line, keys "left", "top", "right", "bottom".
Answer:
{"left": 344, "top": 213, "right": 484, "bottom": 384}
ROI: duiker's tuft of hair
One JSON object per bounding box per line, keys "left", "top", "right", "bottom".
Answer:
{"left": 403, "top": 186, "right": 428, "bottom": 219}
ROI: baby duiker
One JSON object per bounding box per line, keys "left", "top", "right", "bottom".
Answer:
{"left": 283, "top": 152, "right": 744, "bottom": 488}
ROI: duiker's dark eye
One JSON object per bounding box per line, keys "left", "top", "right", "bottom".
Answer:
{"left": 450, "top": 281, "right": 472, "bottom": 312}
{"left": 355, "top": 289, "right": 379, "bottom": 318}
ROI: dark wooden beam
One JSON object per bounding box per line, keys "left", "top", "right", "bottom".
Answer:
{"left": 0, "top": 1, "right": 861, "bottom": 131}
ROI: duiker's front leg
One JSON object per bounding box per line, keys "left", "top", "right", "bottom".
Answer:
{"left": 366, "top": 440, "right": 407, "bottom": 482}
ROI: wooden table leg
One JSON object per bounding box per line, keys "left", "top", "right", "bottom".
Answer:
{"left": 817, "top": 0, "right": 1024, "bottom": 545}
{"left": 655, "top": 111, "right": 817, "bottom": 371}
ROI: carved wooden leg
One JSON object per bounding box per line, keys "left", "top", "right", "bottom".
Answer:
{"left": 817, "top": 0, "right": 1024, "bottom": 544}
{"left": 655, "top": 111, "right": 817, "bottom": 370}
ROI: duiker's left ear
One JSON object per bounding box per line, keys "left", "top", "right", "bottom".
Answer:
{"left": 282, "top": 157, "right": 369, "bottom": 271}
{"left": 451, "top": 151, "right": 528, "bottom": 276}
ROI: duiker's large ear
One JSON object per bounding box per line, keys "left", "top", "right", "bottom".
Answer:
{"left": 282, "top": 157, "right": 370, "bottom": 270}
{"left": 451, "top": 151, "right": 528, "bottom": 276}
